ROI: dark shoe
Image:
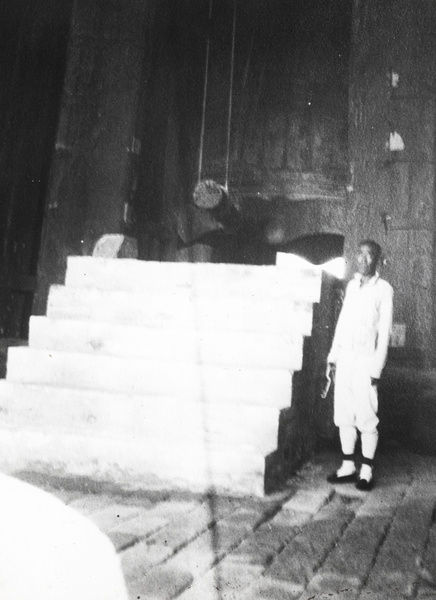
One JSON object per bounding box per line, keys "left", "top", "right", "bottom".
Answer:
{"left": 356, "top": 477, "right": 374, "bottom": 491}
{"left": 327, "top": 471, "right": 357, "bottom": 484}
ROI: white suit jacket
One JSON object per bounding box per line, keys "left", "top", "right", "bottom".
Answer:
{"left": 327, "top": 273, "right": 394, "bottom": 379}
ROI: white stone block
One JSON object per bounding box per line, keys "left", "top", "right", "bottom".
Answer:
{"left": 28, "top": 316, "right": 304, "bottom": 370}
{"left": 0, "top": 377, "right": 275, "bottom": 497}
{"left": 0, "top": 382, "right": 280, "bottom": 455}
{"left": 0, "top": 255, "right": 321, "bottom": 497}
{"left": 0, "top": 430, "right": 266, "bottom": 496}
{"left": 6, "top": 348, "right": 293, "bottom": 407}
{"left": 65, "top": 256, "right": 321, "bottom": 302}
{"left": 46, "top": 285, "right": 314, "bottom": 335}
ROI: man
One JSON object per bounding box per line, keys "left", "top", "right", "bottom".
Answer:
{"left": 326, "top": 240, "right": 393, "bottom": 490}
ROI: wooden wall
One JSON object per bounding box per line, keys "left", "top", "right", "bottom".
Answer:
{"left": 34, "top": 0, "right": 151, "bottom": 314}
{"left": 347, "top": 0, "right": 436, "bottom": 365}
{"left": 0, "top": 0, "right": 71, "bottom": 337}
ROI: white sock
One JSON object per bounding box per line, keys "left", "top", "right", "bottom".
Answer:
{"left": 336, "top": 460, "right": 356, "bottom": 477}
{"left": 339, "top": 426, "right": 358, "bottom": 455}
{"left": 360, "top": 464, "right": 373, "bottom": 482}
{"left": 361, "top": 431, "right": 378, "bottom": 460}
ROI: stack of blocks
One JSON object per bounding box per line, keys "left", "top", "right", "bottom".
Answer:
{"left": 0, "top": 256, "right": 321, "bottom": 496}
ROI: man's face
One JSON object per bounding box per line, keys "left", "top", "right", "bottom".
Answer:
{"left": 356, "top": 244, "right": 377, "bottom": 277}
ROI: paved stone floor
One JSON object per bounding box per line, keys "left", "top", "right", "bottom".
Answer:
{"left": 13, "top": 444, "right": 436, "bottom": 600}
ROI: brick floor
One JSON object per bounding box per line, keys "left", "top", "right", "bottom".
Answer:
{"left": 13, "top": 445, "right": 436, "bottom": 600}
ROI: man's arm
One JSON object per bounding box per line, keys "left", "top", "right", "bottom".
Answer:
{"left": 327, "top": 282, "right": 352, "bottom": 366}
{"left": 370, "top": 283, "right": 394, "bottom": 380}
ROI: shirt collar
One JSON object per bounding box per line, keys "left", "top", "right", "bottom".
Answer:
{"left": 354, "top": 272, "right": 380, "bottom": 286}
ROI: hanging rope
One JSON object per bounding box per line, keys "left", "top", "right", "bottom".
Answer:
{"left": 194, "top": 0, "right": 237, "bottom": 210}
{"left": 224, "top": 0, "right": 237, "bottom": 191}
{"left": 197, "top": 0, "right": 214, "bottom": 185}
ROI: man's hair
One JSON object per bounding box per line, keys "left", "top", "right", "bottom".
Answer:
{"left": 358, "top": 239, "right": 382, "bottom": 263}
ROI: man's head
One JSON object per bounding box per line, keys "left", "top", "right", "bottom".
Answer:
{"left": 356, "top": 239, "right": 382, "bottom": 278}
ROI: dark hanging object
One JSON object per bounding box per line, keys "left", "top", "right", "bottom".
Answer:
{"left": 195, "top": 0, "right": 237, "bottom": 195}
{"left": 179, "top": 0, "right": 240, "bottom": 250}
{"left": 193, "top": 179, "right": 226, "bottom": 209}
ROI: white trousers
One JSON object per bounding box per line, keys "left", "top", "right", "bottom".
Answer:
{"left": 333, "top": 354, "right": 379, "bottom": 434}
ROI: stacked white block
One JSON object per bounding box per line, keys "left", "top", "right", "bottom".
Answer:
{"left": 0, "top": 257, "right": 321, "bottom": 496}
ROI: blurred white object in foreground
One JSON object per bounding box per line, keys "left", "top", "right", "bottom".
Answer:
{"left": 0, "top": 473, "right": 128, "bottom": 600}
